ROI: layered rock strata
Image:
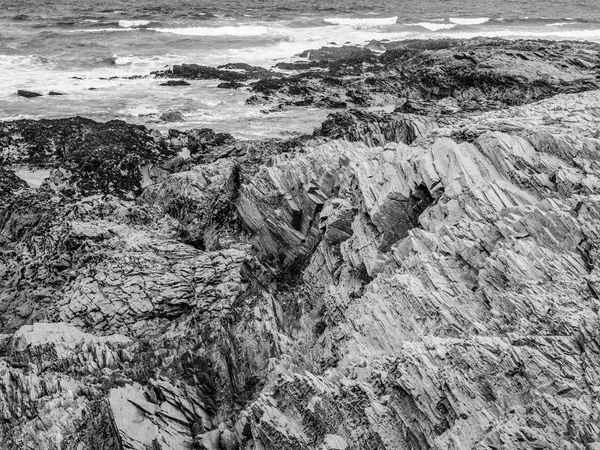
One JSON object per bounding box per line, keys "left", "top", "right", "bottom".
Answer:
{"left": 1, "top": 38, "right": 600, "bottom": 449}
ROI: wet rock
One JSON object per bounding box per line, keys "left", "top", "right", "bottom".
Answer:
{"left": 298, "top": 45, "right": 376, "bottom": 62}
{"left": 217, "top": 81, "right": 244, "bottom": 89}
{"left": 252, "top": 37, "right": 600, "bottom": 113}
{"left": 0, "top": 117, "right": 175, "bottom": 197}
{"left": 154, "top": 62, "right": 276, "bottom": 84}
{"left": 159, "top": 79, "right": 191, "bottom": 86}
{"left": 17, "top": 90, "right": 42, "bottom": 98}
{"left": 160, "top": 111, "right": 186, "bottom": 122}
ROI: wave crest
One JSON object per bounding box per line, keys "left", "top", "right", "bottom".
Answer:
{"left": 412, "top": 22, "right": 457, "bottom": 31}
{"left": 152, "top": 25, "right": 269, "bottom": 36}
{"left": 118, "top": 20, "right": 151, "bottom": 28}
{"left": 323, "top": 16, "right": 398, "bottom": 26}
{"left": 449, "top": 17, "right": 490, "bottom": 25}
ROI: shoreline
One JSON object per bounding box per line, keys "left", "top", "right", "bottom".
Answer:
{"left": 2, "top": 36, "right": 600, "bottom": 449}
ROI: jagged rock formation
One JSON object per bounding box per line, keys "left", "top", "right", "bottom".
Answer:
{"left": 2, "top": 38, "right": 600, "bottom": 450}
{"left": 315, "top": 109, "right": 438, "bottom": 147}
{"left": 247, "top": 38, "right": 600, "bottom": 115}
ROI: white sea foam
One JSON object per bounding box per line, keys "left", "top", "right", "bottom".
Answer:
{"left": 84, "top": 19, "right": 100, "bottom": 23}
{"left": 0, "top": 54, "right": 49, "bottom": 66}
{"left": 449, "top": 17, "right": 490, "bottom": 25}
{"left": 412, "top": 22, "right": 457, "bottom": 31}
{"left": 14, "top": 168, "right": 52, "bottom": 189}
{"left": 113, "top": 55, "right": 133, "bottom": 65}
{"left": 323, "top": 16, "right": 398, "bottom": 26}
{"left": 546, "top": 22, "right": 574, "bottom": 27}
{"left": 151, "top": 25, "right": 269, "bottom": 36}
{"left": 120, "top": 105, "right": 160, "bottom": 117}
{"left": 119, "top": 20, "right": 151, "bottom": 27}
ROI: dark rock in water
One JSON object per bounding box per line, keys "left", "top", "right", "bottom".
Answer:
{"left": 159, "top": 80, "right": 190, "bottom": 86}
{"left": 159, "top": 64, "right": 247, "bottom": 82}
{"left": 48, "top": 91, "right": 66, "bottom": 96}
{"left": 154, "top": 62, "right": 276, "bottom": 83}
{"left": 17, "top": 90, "right": 42, "bottom": 98}
{"left": 245, "top": 94, "right": 267, "bottom": 105}
{"left": 366, "top": 39, "right": 386, "bottom": 52}
{"left": 299, "top": 45, "right": 375, "bottom": 62}
{"left": 217, "top": 62, "right": 272, "bottom": 79}
{"left": 217, "top": 81, "right": 244, "bottom": 89}
{"left": 274, "top": 60, "right": 329, "bottom": 71}
{"left": 250, "top": 78, "right": 289, "bottom": 95}
{"left": 160, "top": 111, "right": 186, "bottom": 122}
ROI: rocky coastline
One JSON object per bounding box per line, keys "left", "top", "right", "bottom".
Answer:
{"left": 2, "top": 37, "right": 600, "bottom": 449}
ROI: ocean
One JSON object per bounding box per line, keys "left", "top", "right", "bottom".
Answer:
{"left": 2, "top": 0, "right": 600, "bottom": 138}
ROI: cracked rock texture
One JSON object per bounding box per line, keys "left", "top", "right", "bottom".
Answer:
{"left": 2, "top": 38, "right": 600, "bottom": 450}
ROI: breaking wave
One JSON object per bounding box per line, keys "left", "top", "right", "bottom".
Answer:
{"left": 323, "top": 16, "right": 398, "bottom": 26}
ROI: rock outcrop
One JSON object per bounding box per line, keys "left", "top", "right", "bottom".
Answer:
{"left": 3, "top": 38, "right": 600, "bottom": 450}
{"left": 0, "top": 117, "right": 176, "bottom": 197}
{"left": 244, "top": 38, "right": 600, "bottom": 114}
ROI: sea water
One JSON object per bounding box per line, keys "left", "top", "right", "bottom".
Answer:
{"left": 1, "top": 0, "right": 600, "bottom": 138}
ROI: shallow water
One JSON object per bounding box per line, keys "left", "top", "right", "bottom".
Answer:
{"left": 1, "top": 0, "right": 600, "bottom": 137}
{"left": 13, "top": 167, "right": 52, "bottom": 188}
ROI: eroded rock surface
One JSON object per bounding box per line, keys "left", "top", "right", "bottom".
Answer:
{"left": 2, "top": 38, "right": 600, "bottom": 450}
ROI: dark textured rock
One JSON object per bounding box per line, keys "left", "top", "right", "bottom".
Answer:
{"left": 217, "top": 81, "right": 244, "bottom": 89}
{"left": 3, "top": 38, "right": 600, "bottom": 450}
{"left": 298, "top": 45, "right": 376, "bottom": 62}
{"left": 159, "top": 79, "right": 191, "bottom": 86}
{"left": 0, "top": 117, "right": 176, "bottom": 197}
{"left": 316, "top": 109, "right": 438, "bottom": 146}
{"left": 0, "top": 166, "right": 28, "bottom": 200}
{"left": 160, "top": 111, "right": 186, "bottom": 122}
{"left": 246, "top": 37, "right": 600, "bottom": 114}
{"left": 155, "top": 62, "right": 275, "bottom": 84}
{"left": 17, "top": 90, "right": 42, "bottom": 98}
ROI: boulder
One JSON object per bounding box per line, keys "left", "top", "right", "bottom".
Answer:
{"left": 17, "top": 90, "right": 42, "bottom": 98}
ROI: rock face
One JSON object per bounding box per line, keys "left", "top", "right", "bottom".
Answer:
{"left": 3, "top": 38, "right": 600, "bottom": 450}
